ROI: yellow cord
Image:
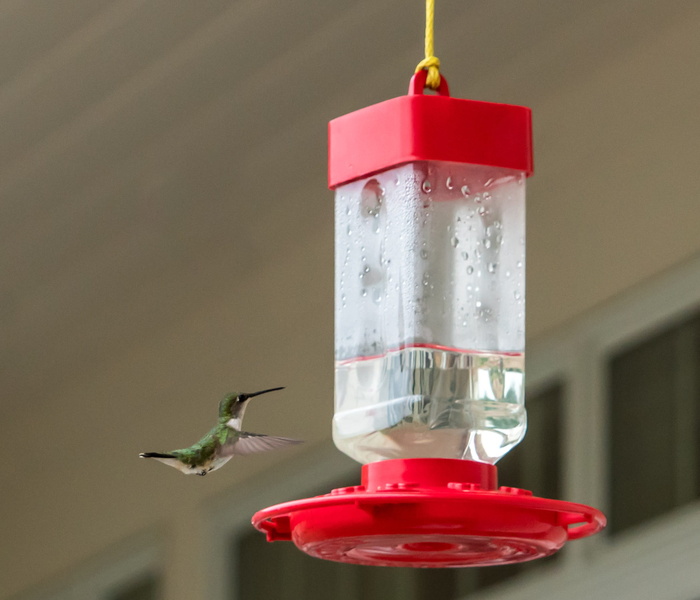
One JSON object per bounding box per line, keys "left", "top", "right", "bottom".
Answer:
{"left": 414, "top": 0, "right": 441, "bottom": 89}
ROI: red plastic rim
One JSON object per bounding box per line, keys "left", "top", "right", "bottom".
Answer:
{"left": 252, "top": 458, "right": 606, "bottom": 568}
{"left": 328, "top": 71, "right": 533, "bottom": 189}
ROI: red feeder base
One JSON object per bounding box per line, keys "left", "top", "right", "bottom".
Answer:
{"left": 252, "top": 458, "right": 605, "bottom": 568}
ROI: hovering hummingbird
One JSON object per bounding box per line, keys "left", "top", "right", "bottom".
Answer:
{"left": 139, "top": 387, "right": 301, "bottom": 476}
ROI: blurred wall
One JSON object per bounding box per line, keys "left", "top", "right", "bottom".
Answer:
{"left": 1, "top": 1, "right": 699, "bottom": 599}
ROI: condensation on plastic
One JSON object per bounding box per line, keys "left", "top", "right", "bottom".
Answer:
{"left": 333, "top": 160, "right": 527, "bottom": 465}
{"left": 335, "top": 160, "right": 525, "bottom": 359}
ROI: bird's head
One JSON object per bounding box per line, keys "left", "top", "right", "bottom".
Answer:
{"left": 219, "top": 393, "right": 245, "bottom": 418}
{"left": 218, "top": 387, "right": 285, "bottom": 419}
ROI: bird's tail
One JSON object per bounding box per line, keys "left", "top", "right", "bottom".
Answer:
{"left": 139, "top": 452, "right": 177, "bottom": 459}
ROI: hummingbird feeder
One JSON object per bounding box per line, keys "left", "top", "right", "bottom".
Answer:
{"left": 253, "top": 8, "right": 605, "bottom": 567}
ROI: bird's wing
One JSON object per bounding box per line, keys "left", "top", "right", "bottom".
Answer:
{"left": 221, "top": 432, "right": 303, "bottom": 456}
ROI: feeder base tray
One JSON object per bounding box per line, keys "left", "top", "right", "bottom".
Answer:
{"left": 252, "top": 458, "right": 605, "bottom": 568}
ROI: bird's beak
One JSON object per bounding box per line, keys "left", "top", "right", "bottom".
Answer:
{"left": 245, "top": 386, "right": 285, "bottom": 399}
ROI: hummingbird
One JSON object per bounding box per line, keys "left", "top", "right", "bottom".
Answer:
{"left": 139, "top": 387, "right": 301, "bottom": 476}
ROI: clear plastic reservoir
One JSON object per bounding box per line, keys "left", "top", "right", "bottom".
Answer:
{"left": 333, "top": 161, "right": 527, "bottom": 464}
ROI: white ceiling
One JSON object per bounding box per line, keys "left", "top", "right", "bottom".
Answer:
{"left": 1, "top": 0, "right": 698, "bottom": 413}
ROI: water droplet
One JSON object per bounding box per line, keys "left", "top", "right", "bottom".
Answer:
{"left": 478, "top": 207, "right": 488, "bottom": 217}
{"left": 360, "top": 179, "right": 384, "bottom": 218}
{"left": 466, "top": 266, "right": 474, "bottom": 275}
{"left": 476, "top": 300, "right": 482, "bottom": 308}
{"left": 361, "top": 288, "right": 368, "bottom": 297}
{"left": 346, "top": 225, "right": 352, "bottom": 236}
{"left": 363, "top": 265, "right": 370, "bottom": 274}
{"left": 461, "top": 319, "right": 468, "bottom": 327}
{"left": 487, "top": 263, "right": 497, "bottom": 273}
{"left": 483, "top": 239, "right": 492, "bottom": 249}
{"left": 345, "top": 206, "right": 352, "bottom": 216}
{"left": 422, "top": 180, "right": 432, "bottom": 193}
{"left": 485, "top": 226, "right": 492, "bottom": 236}
{"left": 483, "top": 192, "right": 492, "bottom": 202}
{"left": 461, "top": 251, "right": 469, "bottom": 260}
{"left": 420, "top": 248, "right": 429, "bottom": 260}
{"left": 461, "top": 185, "right": 470, "bottom": 197}
{"left": 494, "top": 220, "right": 501, "bottom": 229}
{"left": 451, "top": 236, "right": 459, "bottom": 248}
{"left": 446, "top": 176, "right": 454, "bottom": 190}
{"left": 484, "top": 178, "right": 495, "bottom": 188}
{"left": 517, "top": 261, "right": 523, "bottom": 268}
{"left": 372, "top": 288, "right": 382, "bottom": 304}
{"left": 475, "top": 248, "right": 482, "bottom": 258}
{"left": 422, "top": 273, "right": 430, "bottom": 287}
{"left": 514, "top": 291, "right": 522, "bottom": 300}
{"left": 474, "top": 194, "right": 482, "bottom": 204}
{"left": 505, "top": 270, "right": 511, "bottom": 278}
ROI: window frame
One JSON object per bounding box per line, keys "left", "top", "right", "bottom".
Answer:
{"left": 8, "top": 532, "right": 162, "bottom": 600}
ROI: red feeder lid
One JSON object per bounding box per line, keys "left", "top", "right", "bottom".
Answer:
{"left": 252, "top": 458, "right": 606, "bottom": 568}
{"left": 328, "top": 71, "right": 534, "bottom": 189}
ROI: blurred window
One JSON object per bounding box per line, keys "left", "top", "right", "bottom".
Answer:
{"left": 608, "top": 312, "right": 700, "bottom": 535}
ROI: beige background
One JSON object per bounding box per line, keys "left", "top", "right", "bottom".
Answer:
{"left": 2, "top": 1, "right": 699, "bottom": 598}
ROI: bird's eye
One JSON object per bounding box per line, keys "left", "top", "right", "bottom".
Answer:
{"left": 237, "top": 394, "right": 247, "bottom": 402}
